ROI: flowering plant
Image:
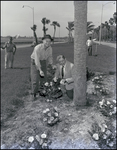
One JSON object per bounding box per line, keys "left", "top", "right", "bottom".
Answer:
{"left": 92, "top": 75, "right": 103, "bottom": 84}
{"left": 88, "top": 121, "right": 116, "bottom": 148}
{"left": 43, "top": 107, "right": 60, "bottom": 126}
{"left": 98, "top": 98, "right": 116, "bottom": 117}
{"left": 38, "top": 80, "right": 63, "bottom": 99}
{"left": 38, "top": 65, "right": 63, "bottom": 99}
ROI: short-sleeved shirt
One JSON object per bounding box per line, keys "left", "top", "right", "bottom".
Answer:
{"left": 31, "top": 43, "right": 53, "bottom": 71}
{"left": 86, "top": 39, "right": 93, "bottom": 47}
{"left": 4, "top": 42, "right": 16, "bottom": 53}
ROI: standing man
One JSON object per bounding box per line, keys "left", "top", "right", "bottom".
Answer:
{"left": 30, "top": 34, "right": 54, "bottom": 101}
{"left": 2, "top": 36, "right": 16, "bottom": 69}
{"left": 86, "top": 36, "right": 93, "bottom": 56}
{"left": 53, "top": 55, "right": 74, "bottom": 99}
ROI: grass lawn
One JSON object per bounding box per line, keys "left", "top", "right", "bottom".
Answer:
{"left": 1, "top": 43, "right": 116, "bottom": 120}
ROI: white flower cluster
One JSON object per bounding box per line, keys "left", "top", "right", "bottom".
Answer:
{"left": 43, "top": 107, "right": 59, "bottom": 126}
{"left": 92, "top": 75, "right": 103, "bottom": 84}
{"left": 95, "top": 85, "right": 109, "bottom": 95}
{"left": 99, "top": 98, "right": 116, "bottom": 116}
{"left": 91, "top": 122, "right": 116, "bottom": 148}
{"left": 28, "top": 133, "right": 49, "bottom": 149}
{"left": 44, "top": 81, "right": 56, "bottom": 87}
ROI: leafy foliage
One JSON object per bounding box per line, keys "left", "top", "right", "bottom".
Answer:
{"left": 41, "top": 17, "right": 50, "bottom": 36}
{"left": 30, "top": 24, "right": 38, "bottom": 45}
{"left": 51, "top": 21, "right": 60, "bottom": 43}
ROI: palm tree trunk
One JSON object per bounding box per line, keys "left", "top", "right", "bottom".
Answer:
{"left": 34, "top": 31, "right": 38, "bottom": 45}
{"left": 53, "top": 26, "right": 56, "bottom": 44}
{"left": 73, "top": 1, "right": 87, "bottom": 106}
{"left": 43, "top": 25, "right": 46, "bottom": 36}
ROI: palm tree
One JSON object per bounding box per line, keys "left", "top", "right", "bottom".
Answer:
{"left": 104, "top": 21, "right": 110, "bottom": 41}
{"left": 109, "top": 18, "right": 115, "bottom": 41}
{"left": 109, "top": 18, "right": 114, "bottom": 25}
{"left": 31, "top": 24, "right": 38, "bottom": 45}
{"left": 66, "top": 21, "right": 74, "bottom": 43}
{"left": 101, "top": 23, "right": 105, "bottom": 41}
{"left": 66, "top": 21, "right": 94, "bottom": 42}
{"left": 51, "top": 21, "right": 60, "bottom": 43}
{"left": 41, "top": 17, "right": 50, "bottom": 36}
{"left": 113, "top": 12, "right": 117, "bottom": 24}
{"left": 87, "top": 21, "right": 95, "bottom": 33}
{"left": 73, "top": 1, "right": 87, "bottom": 107}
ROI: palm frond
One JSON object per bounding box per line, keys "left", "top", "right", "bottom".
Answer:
{"left": 87, "top": 21, "right": 93, "bottom": 26}
{"left": 56, "top": 23, "right": 60, "bottom": 27}
{"left": 88, "top": 24, "right": 95, "bottom": 28}
{"left": 45, "top": 28, "right": 48, "bottom": 31}
{"left": 71, "top": 28, "right": 74, "bottom": 31}
{"left": 66, "top": 27, "right": 69, "bottom": 30}
{"left": 46, "top": 19, "right": 50, "bottom": 24}
{"left": 41, "top": 17, "right": 46, "bottom": 24}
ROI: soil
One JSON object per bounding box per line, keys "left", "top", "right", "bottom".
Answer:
{"left": 1, "top": 72, "right": 116, "bottom": 149}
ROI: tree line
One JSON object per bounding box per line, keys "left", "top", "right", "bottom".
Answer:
{"left": 31, "top": 17, "right": 60, "bottom": 45}
{"left": 93, "top": 12, "right": 116, "bottom": 42}
{"left": 31, "top": 11, "right": 116, "bottom": 46}
{"left": 30, "top": 17, "right": 96, "bottom": 45}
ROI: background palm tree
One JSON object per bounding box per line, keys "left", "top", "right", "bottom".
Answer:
{"left": 66, "top": 21, "right": 94, "bottom": 42}
{"left": 113, "top": 12, "right": 117, "bottom": 24}
{"left": 87, "top": 21, "right": 95, "bottom": 33}
{"left": 104, "top": 21, "right": 110, "bottom": 41}
{"left": 51, "top": 21, "right": 60, "bottom": 43}
{"left": 66, "top": 21, "right": 74, "bottom": 43}
{"left": 101, "top": 23, "right": 105, "bottom": 41}
{"left": 41, "top": 17, "right": 50, "bottom": 36}
{"left": 73, "top": 1, "right": 87, "bottom": 107}
{"left": 93, "top": 26, "right": 100, "bottom": 41}
{"left": 109, "top": 18, "right": 114, "bottom": 25}
{"left": 109, "top": 18, "right": 115, "bottom": 41}
{"left": 31, "top": 24, "right": 38, "bottom": 45}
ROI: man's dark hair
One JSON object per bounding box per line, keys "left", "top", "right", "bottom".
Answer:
{"left": 62, "top": 55, "right": 65, "bottom": 59}
{"left": 56, "top": 55, "right": 65, "bottom": 62}
{"left": 89, "top": 37, "right": 92, "bottom": 40}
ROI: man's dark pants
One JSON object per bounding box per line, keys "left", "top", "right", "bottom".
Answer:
{"left": 88, "top": 46, "right": 92, "bottom": 56}
{"left": 30, "top": 59, "right": 47, "bottom": 95}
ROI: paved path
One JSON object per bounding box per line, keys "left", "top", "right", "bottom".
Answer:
{"left": 1, "top": 41, "right": 67, "bottom": 50}
{"left": 17, "top": 41, "right": 116, "bottom": 49}
{"left": 16, "top": 41, "right": 67, "bottom": 48}
{"left": 94, "top": 41, "right": 116, "bottom": 48}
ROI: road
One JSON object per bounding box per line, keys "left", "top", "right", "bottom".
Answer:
{"left": 94, "top": 41, "right": 116, "bottom": 48}
{"left": 16, "top": 41, "right": 116, "bottom": 49}
{"left": 16, "top": 41, "right": 67, "bottom": 48}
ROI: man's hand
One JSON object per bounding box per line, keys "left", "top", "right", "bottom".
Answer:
{"left": 53, "top": 77, "right": 58, "bottom": 82}
{"left": 40, "top": 70, "right": 44, "bottom": 77}
{"left": 60, "top": 79, "right": 66, "bottom": 85}
{"left": 52, "top": 65, "right": 57, "bottom": 69}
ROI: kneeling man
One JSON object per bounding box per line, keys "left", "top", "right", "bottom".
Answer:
{"left": 53, "top": 55, "right": 74, "bottom": 99}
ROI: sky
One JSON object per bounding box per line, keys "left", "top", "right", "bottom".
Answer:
{"left": 1, "top": 1, "right": 116, "bottom": 37}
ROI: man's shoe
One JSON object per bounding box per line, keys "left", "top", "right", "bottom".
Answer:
{"left": 31, "top": 94, "right": 37, "bottom": 101}
{"left": 33, "top": 94, "right": 37, "bottom": 101}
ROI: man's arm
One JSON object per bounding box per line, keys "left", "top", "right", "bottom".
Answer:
{"left": 47, "top": 47, "right": 53, "bottom": 65}
{"left": 65, "top": 63, "right": 74, "bottom": 83}
{"left": 53, "top": 64, "right": 60, "bottom": 82}
{"left": 1, "top": 42, "right": 7, "bottom": 49}
{"left": 34, "top": 46, "right": 42, "bottom": 72}
{"left": 13, "top": 44, "right": 17, "bottom": 55}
